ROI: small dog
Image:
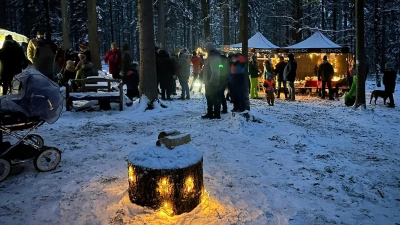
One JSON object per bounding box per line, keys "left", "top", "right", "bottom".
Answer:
{"left": 369, "top": 90, "right": 388, "bottom": 105}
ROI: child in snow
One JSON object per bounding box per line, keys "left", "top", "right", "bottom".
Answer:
{"left": 264, "top": 72, "right": 275, "bottom": 106}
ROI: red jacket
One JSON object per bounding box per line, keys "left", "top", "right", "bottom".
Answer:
{"left": 104, "top": 49, "right": 121, "bottom": 74}
{"left": 264, "top": 78, "right": 275, "bottom": 93}
{"left": 191, "top": 56, "right": 202, "bottom": 73}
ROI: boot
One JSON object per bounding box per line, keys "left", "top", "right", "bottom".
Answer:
{"left": 201, "top": 110, "right": 213, "bottom": 119}
{"left": 211, "top": 111, "right": 221, "bottom": 119}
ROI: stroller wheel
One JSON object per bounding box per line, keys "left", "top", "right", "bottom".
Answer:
{"left": 34, "top": 147, "right": 61, "bottom": 172}
{"left": 26, "top": 134, "right": 44, "bottom": 148}
{"left": 0, "top": 158, "right": 11, "bottom": 182}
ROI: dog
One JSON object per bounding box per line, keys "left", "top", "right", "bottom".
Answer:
{"left": 369, "top": 90, "right": 388, "bottom": 105}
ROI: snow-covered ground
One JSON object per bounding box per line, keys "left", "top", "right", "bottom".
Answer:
{"left": 0, "top": 78, "right": 399, "bottom": 225}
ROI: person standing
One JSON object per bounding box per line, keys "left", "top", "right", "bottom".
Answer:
{"left": 202, "top": 42, "right": 223, "bottom": 119}
{"left": 263, "top": 72, "right": 275, "bottom": 106}
{"left": 156, "top": 49, "right": 175, "bottom": 100}
{"left": 230, "top": 53, "right": 248, "bottom": 112}
{"left": 104, "top": 43, "right": 121, "bottom": 79}
{"left": 170, "top": 49, "right": 180, "bottom": 95}
{"left": 248, "top": 54, "right": 259, "bottom": 99}
{"left": 283, "top": 53, "right": 297, "bottom": 101}
{"left": 176, "top": 49, "right": 191, "bottom": 100}
{"left": 382, "top": 62, "right": 397, "bottom": 108}
{"left": 34, "top": 32, "right": 58, "bottom": 80}
{"left": 120, "top": 43, "right": 133, "bottom": 96}
{"left": 27, "top": 31, "right": 43, "bottom": 64}
{"left": 189, "top": 51, "right": 202, "bottom": 92}
{"left": 318, "top": 55, "right": 335, "bottom": 100}
{"left": 274, "top": 56, "right": 287, "bottom": 98}
{"left": 0, "top": 35, "right": 28, "bottom": 95}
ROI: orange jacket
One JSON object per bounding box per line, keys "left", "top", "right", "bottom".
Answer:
{"left": 263, "top": 78, "right": 275, "bottom": 93}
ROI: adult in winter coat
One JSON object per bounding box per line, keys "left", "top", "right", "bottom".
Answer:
{"left": 156, "top": 49, "right": 175, "bottom": 100}
{"left": 230, "top": 53, "right": 249, "bottom": 112}
{"left": 318, "top": 55, "right": 335, "bottom": 100}
{"left": 274, "top": 56, "right": 288, "bottom": 98}
{"left": 202, "top": 42, "right": 225, "bottom": 119}
{"left": 176, "top": 50, "right": 191, "bottom": 100}
{"left": 283, "top": 53, "right": 297, "bottom": 101}
{"left": 27, "top": 31, "right": 43, "bottom": 64}
{"left": 104, "top": 43, "right": 121, "bottom": 79}
{"left": 34, "top": 32, "right": 58, "bottom": 80}
{"left": 120, "top": 43, "right": 133, "bottom": 79}
{"left": 383, "top": 62, "right": 397, "bottom": 107}
{"left": 0, "top": 35, "right": 28, "bottom": 95}
{"left": 189, "top": 51, "right": 203, "bottom": 92}
{"left": 248, "top": 54, "right": 260, "bottom": 99}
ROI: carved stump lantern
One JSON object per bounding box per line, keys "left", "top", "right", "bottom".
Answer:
{"left": 127, "top": 130, "right": 204, "bottom": 216}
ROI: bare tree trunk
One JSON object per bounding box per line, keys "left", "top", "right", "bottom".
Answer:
{"left": 333, "top": 0, "right": 338, "bottom": 41}
{"left": 374, "top": 0, "right": 382, "bottom": 87}
{"left": 22, "top": 0, "right": 31, "bottom": 37}
{"left": 43, "top": 0, "right": 51, "bottom": 32}
{"left": 295, "top": 0, "right": 302, "bottom": 42}
{"left": 157, "top": 0, "right": 165, "bottom": 49}
{"left": 223, "top": 2, "right": 229, "bottom": 45}
{"left": 86, "top": 0, "right": 102, "bottom": 70}
{"left": 240, "top": 0, "right": 250, "bottom": 111}
{"left": 109, "top": 0, "right": 114, "bottom": 42}
{"left": 321, "top": 0, "right": 325, "bottom": 30}
{"left": 201, "top": 0, "right": 210, "bottom": 42}
{"left": 61, "top": 0, "right": 70, "bottom": 50}
{"left": 355, "top": 0, "right": 366, "bottom": 109}
{"left": 138, "top": 0, "right": 158, "bottom": 100}
{"left": 0, "top": 0, "right": 7, "bottom": 29}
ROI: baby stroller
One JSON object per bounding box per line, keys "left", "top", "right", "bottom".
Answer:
{"left": 0, "top": 68, "right": 64, "bottom": 182}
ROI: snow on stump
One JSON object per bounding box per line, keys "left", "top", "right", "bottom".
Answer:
{"left": 127, "top": 131, "right": 204, "bottom": 216}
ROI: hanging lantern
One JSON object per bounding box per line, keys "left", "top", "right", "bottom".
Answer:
{"left": 127, "top": 130, "right": 204, "bottom": 216}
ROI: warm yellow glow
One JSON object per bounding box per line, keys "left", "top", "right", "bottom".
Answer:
{"left": 128, "top": 166, "right": 136, "bottom": 183}
{"left": 185, "top": 176, "right": 194, "bottom": 193}
{"left": 332, "top": 76, "right": 340, "bottom": 81}
{"left": 201, "top": 189, "right": 210, "bottom": 203}
{"left": 160, "top": 201, "right": 174, "bottom": 217}
{"left": 309, "top": 54, "right": 313, "bottom": 59}
{"left": 158, "top": 177, "right": 171, "bottom": 195}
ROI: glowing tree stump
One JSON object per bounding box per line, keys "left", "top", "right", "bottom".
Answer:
{"left": 127, "top": 131, "right": 204, "bottom": 216}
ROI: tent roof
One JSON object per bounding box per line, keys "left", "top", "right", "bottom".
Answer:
{"left": 284, "top": 31, "right": 341, "bottom": 49}
{"left": 0, "top": 28, "right": 29, "bottom": 43}
{"left": 230, "top": 32, "right": 279, "bottom": 49}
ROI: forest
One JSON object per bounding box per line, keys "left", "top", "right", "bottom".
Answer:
{"left": 0, "top": 0, "right": 399, "bottom": 73}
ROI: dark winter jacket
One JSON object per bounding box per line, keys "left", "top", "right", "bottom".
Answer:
{"left": 82, "top": 50, "right": 92, "bottom": 62}
{"left": 121, "top": 49, "right": 133, "bottom": 77}
{"left": 203, "top": 49, "right": 222, "bottom": 87}
{"left": 62, "top": 70, "right": 76, "bottom": 86}
{"left": 318, "top": 60, "right": 334, "bottom": 82}
{"left": 274, "top": 61, "right": 287, "bottom": 82}
{"left": 0, "top": 40, "right": 27, "bottom": 81}
{"left": 156, "top": 50, "right": 175, "bottom": 89}
{"left": 75, "top": 61, "right": 98, "bottom": 79}
{"left": 283, "top": 59, "right": 297, "bottom": 82}
{"left": 383, "top": 69, "right": 397, "bottom": 93}
{"left": 248, "top": 60, "right": 259, "bottom": 78}
{"left": 264, "top": 60, "right": 273, "bottom": 76}
{"left": 33, "top": 39, "right": 57, "bottom": 76}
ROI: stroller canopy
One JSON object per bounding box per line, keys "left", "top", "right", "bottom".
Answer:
{"left": 0, "top": 68, "right": 63, "bottom": 124}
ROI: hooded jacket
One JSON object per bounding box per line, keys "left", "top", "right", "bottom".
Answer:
{"left": 176, "top": 52, "right": 190, "bottom": 82}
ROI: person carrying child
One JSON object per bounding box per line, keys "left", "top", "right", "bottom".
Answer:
{"left": 263, "top": 72, "right": 275, "bottom": 106}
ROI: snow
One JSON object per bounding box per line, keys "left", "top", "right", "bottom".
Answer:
{"left": 0, "top": 78, "right": 399, "bottom": 225}
{"left": 128, "top": 143, "right": 203, "bottom": 170}
{"left": 230, "top": 32, "right": 279, "bottom": 49}
{"left": 283, "top": 31, "right": 341, "bottom": 49}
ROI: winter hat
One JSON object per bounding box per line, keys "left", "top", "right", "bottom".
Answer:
{"left": 180, "top": 48, "right": 188, "bottom": 54}
{"left": 78, "top": 53, "right": 86, "bottom": 61}
{"left": 385, "top": 62, "right": 393, "bottom": 69}
{"left": 205, "top": 42, "right": 215, "bottom": 52}
{"left": 65, "top": 60, "right": 75, "bottom": 72}
{"left": 192, "top": 51, "right": 197, "bottom": 56}
{"left": 5, "top": 35, "right": 12, "bottom": 40}
{"left": 36, "top": 31, "right": 43, "bottom": 36}
{"left": 288, "top": 53, "right": 295, "bottom": 60}
{"left": 323, "top": 55, "right": 328, "bottom": 61}
{"left": 79, "top": 44, "right": 87, "bottom": 50}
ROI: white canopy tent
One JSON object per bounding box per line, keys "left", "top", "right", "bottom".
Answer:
{"left": 229, "top": 32, "right": 279, "bottom": 50}
{"left": 0, "top": 28, "right": 29, "bottom": 47}
{"left": 282, "top": 31, "right": 348, "bottom": 53}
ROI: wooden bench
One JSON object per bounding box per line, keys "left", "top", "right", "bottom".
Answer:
{"left": 66, "top": 77, "right": 124, "bottom": 111}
